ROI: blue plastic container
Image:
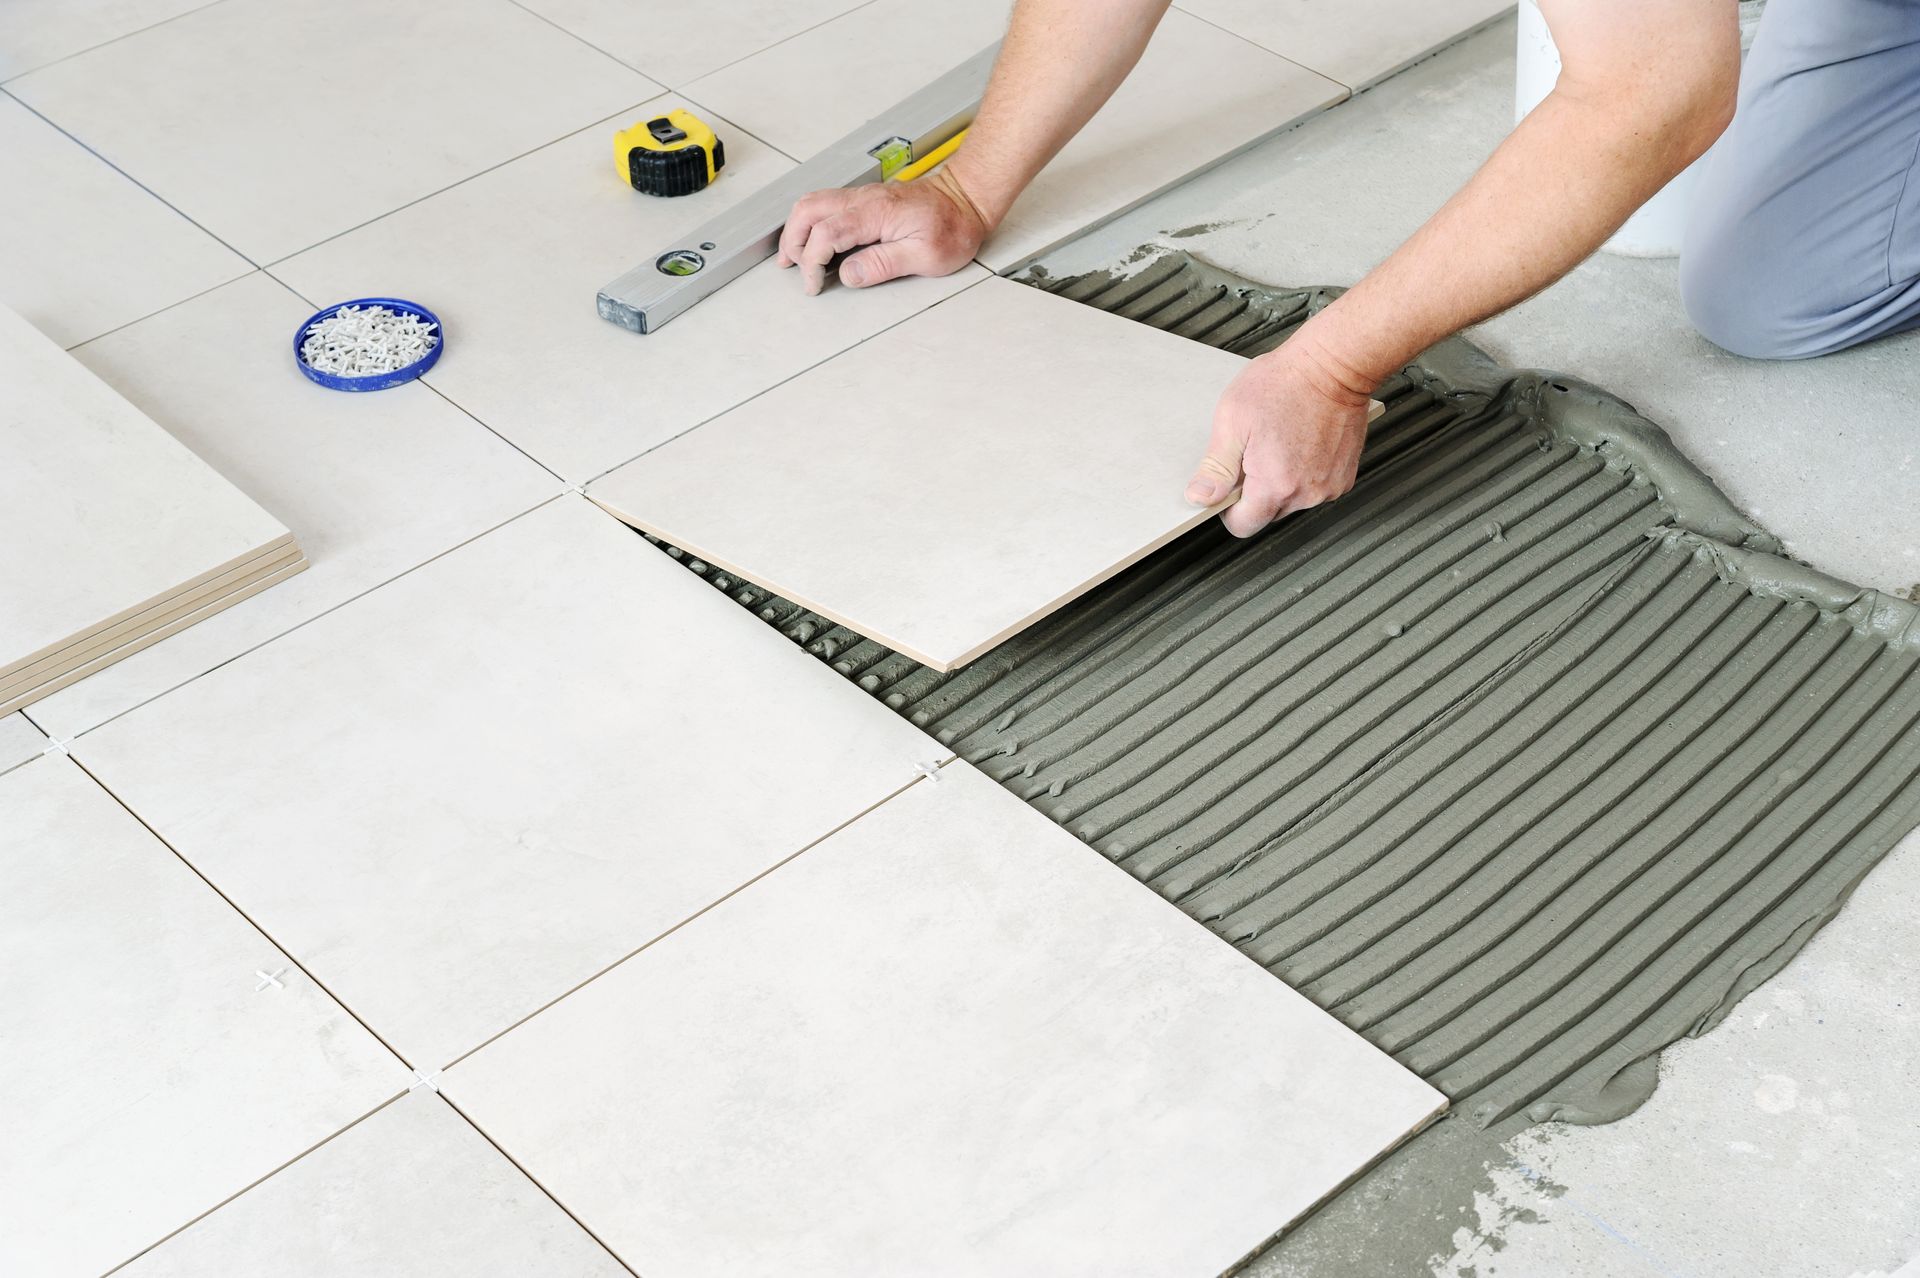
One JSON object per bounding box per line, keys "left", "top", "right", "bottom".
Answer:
{"left": 294, "top": 297, "right": 443, "bottom": 392}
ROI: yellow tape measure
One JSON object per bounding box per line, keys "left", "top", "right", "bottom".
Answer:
{"left": 615, "top": 110, "right": 725, "bottom": 197}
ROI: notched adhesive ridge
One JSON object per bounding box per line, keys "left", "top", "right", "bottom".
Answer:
{"left": 648, "top": 248, "right": 1920, "bottom": 1131}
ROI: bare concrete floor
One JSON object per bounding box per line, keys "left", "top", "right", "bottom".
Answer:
{"left": 1039, "top": 17, "right": 1920, "bottom": 1277}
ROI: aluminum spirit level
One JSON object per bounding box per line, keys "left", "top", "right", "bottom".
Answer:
{"left": 596, "top": 43, "right": 999, "bottom": 335}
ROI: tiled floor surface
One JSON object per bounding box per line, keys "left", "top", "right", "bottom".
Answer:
{"left": 0, "top": 2, "right": 1502, "bottom": 1274}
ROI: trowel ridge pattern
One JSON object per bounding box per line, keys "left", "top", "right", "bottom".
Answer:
{"left": 642, "top": 250, "right": 1920, "bottom": 1128}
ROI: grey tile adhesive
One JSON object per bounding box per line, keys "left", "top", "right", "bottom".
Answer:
{"left": 640, "top": 249, "right": 1920, "bottom": 1130}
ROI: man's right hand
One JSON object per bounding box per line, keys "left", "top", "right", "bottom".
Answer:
{"left": 776, "top": 165, "right": 991, "bottom": 295}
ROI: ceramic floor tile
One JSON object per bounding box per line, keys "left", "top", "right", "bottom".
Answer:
{"left": 588, "top": 276, "right": 1246, "bottom": 670}
{"left": 75, "top": 497, "right": 942, "bottom": 1070}
{"left": 686, "top": 1, "right": 1345, "bottom": 272}
{"left": 0, "top": 713, "right": 46, "bottom": 774}
{"left": 445, "top": 762, "right": 1445, "bottom": 1277}
{"left": 117, "top": 1091, "right": 628, "bottom": 1277}
{"left": 0, "top": 299, "right": 289, "bottom": 680}
{"left": 24, "top": 272, "right": 556, "bottom": 739}
{"left": 275, "top": 97, "right": 986, "bottom": 484}
{"left": 513, "top": 0, "right": 873, "bottom": 87}
{"left": 0, "top": 0, "right": 215, "bottom": 81}
{"left": 1176, "top": 0, "right": 1513, "bottom": 91}
{"left": 0, "top": 93, "right": 249, "bottom": 348}
{"left": 0, "top": 755, "right": 406, "bottom": 1278}
{"left": 6, "top": 0, "right": 658, "bottom": 263}
{"left": 683, "top": 0, "right": 1010, "bottom": 162}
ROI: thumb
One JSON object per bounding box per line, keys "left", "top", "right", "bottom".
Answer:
{"left": 1186, "top": 416, "right": 1246, "bottom": 506}
{"left": 839, "top": 238, "right": 941, "bottom": 289}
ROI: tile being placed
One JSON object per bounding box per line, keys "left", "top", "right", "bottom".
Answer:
{"left": 25, "top": 272, "right": 555, "bottom": 739}
{"left": 76, "top": 497, "right": 940, "bottom": 1069}
{"left": 0, "top": 93, "right": 248, "bottom": 348}
{"left": 117, "top": 1091, "right": 628, "bottom": 1278}
{"left": 276, "top": 97, "right": 986, "bottom": 483}
{"left": 0, "top": 0, "right": 215, "bottom": 80}
{"left": 1176, "top": 0, "right": 1514, "bottom": 91}
{"left": 588, "top": 276, "right": 1244, "bottom": 671}
{"left": 6, "top": 0, "right": 657, "bottom": 263}
{"left": 686, "top": 1, "right": 1346, "bottom": 271}
{"left": 512, "top": 0, "right": 871, "bottom": 87}
{"left": 446, "top": 763, "right": 1446, "bottom": 1278}
{"left": 0, "top": 755, "right": 405, "bottom": 1278}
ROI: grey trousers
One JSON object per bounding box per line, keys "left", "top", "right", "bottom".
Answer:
{"left": 1681, "top": 0, "right": 1920, "bottom": 358}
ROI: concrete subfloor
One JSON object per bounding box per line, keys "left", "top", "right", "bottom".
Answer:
{"left": 1037, "top": 17, "right": 1920, "bottom": 1278}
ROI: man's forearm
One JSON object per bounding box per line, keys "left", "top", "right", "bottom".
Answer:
{"left": 1294, "top": 0, "right": 1740, "bottom": 397}
{"left": 944, "top": 0, "right": 1171, "bottom": 231}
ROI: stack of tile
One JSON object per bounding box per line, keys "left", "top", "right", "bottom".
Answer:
{"left": 0, "top": 303, "right": 301, "bottom": 717}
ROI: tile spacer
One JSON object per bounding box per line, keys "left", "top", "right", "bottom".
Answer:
{"left": 253, "top": 968, "right": 288, "bottom": 992}
{"left": 913, "top": 759, "right": 943, "bottom": 783}
{"left": 40, "top": 738, "right": 72, "bottom": 758}
{"left": 409, "top": 1068, "right": 442, "bottom": 1094}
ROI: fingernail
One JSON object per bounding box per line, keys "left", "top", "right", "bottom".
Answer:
{"left": 841, "top": 260, "right": 867, "bottom": 286}
{"left": 1186, "top": 480, "right": 1218, "bottom": 505}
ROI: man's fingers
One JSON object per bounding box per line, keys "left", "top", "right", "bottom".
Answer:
{"left": 797, "top": 206, "right": 889, "bottom": 295}
{"left": 838, "top": 237, "right": 941, "bottom": 288}
{"left": 777, "top": 190, "right": 854, "bottom": 269}
{"left": 1186, "top": 411, "right": 1248, "bottom": 506}
{"left": 1221, "top": 483, "right": 1290, "bottom": 538}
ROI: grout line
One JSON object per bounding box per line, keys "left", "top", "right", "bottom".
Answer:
{"left": 578, "top": 268, "right": 995, "bottom": 488}
{"left": 1162, "top": 5, "right": 1351, "bottom": 100}
{"left": 0, "top": 0, "right": 233, "bottom": 86}
{"left": 0, "top": 86, "right": 259, "bottom": 267}
{"left": 97, "top": 1090, "right": 411, "bottom": 1276}
{"left": 674, "top": 89, "right": 803, "bottom": 164}
{"left": 669, "top": 0, "right": 884, "bottom": 89}
{"left": 502, "top": 0, "right": 661, "bottom": 85}
{"left": 437, "top": 770, "right": 931, "bottom": 1071}
{"left": 433, "top": 1094, "right": 643, "bottom": 1278}
{"left": 259, "top": 98, "right": 669, "bottom": 269}
{"left": 69, "top": 750, "right": 421, "bottom": 1071}
{"left": 62, "top": 268, "right": 256, "bottom": 353}
{"left": 258, "top": 268, "right": 568, "bottom": 484}
{"left": 61, "top": 494, "right": 567, "bottom": 742}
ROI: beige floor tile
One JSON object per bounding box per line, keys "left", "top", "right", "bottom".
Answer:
{"left": 685, "top": 0, "right": 1345, "bottom": 271}
{"left": 0, "top": 0, "right": 214, "bottom": 81}
{"left": 26, "top": 272, "right": 555, "bottom": 739}
{"left": 513, "top": 0, "right": 872, "bottom": 87}
{"left": 0, "top": 755, "right": 406, "bottom": 1278}
{"left": 75, "top": 497, "right": 942, "bottom": 1070}
{"left": 275, "top": 96, "right": 985, "bottom": 483}
{"left": 118, "top": 1092, "right": 627, "bottom": 1277}
{"left": 0, "top": 300, "right": 288, "bottom": 684}
{"left": 1176, "top": 0, "right": 1514, "bottom": 91}
{"left": 0, "top": 713, "right": 46, "bottom": 773}
{"left": 588, "top": 275, "right": 1245, "bottom": 670}
{"left": 683, "top": 0, "right": 1010, "bottom": 162}
{"left": 446, "top": 762, "right": 1445, "bottom": 1278}
{"left": 7, "top": 0, "right": 658, "bottom": 263}
{"left": 0, "top": 93, "right": 249, "bottom": 348}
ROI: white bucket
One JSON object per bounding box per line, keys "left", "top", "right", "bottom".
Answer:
{"left": 1514, "top": 0, "right": 1765, "bottom": 258}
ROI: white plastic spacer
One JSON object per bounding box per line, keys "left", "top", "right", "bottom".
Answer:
{"left": 40, "top": 739, "right": 71, "bottom": 758}
{"left": 253, "top": 968, "right": 288, "bottom": 992}
{"left": 409, "top": 1069, "right": 442, "bottom": 1094}
{"left": 913, "top": 760, "right": 942, "bottom": 783}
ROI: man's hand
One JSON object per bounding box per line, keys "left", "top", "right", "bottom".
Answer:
{"left": 1186, "top": 341, "right": 1374, "bottom": 538}
{"left": 776, "top": 166, "right": 990, "bottom": 295}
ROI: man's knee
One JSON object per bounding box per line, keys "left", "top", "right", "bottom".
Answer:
{"left": 1679, "top": 208, "right": 1829, "bottom": 361}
